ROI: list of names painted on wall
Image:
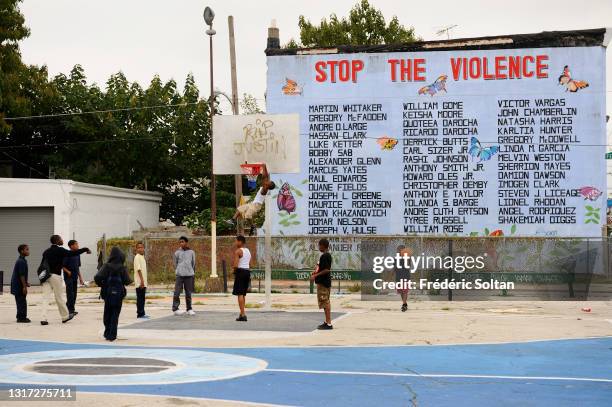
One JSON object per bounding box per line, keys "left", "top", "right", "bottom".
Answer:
{"left": 266, "top": 46, "right": 606, "bottom": 237}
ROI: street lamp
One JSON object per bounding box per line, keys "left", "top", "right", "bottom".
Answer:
{"left": 214, "top": 88, "right": 235, "bottom": 110}
{"left": 204, "top": 6, "right": 218, "bottom": 278}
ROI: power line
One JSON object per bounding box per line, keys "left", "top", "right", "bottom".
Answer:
{"left": 0, "top": 135, "right": 172, "bottom": 150}
{"left": 4, "top": 92, "right": 611, "bottom": 121}
{"left": 3, "top": 101, "right": 204, "bottom": 121}
{"left": 1, "top": 152, "right": 48, "bottom": 178}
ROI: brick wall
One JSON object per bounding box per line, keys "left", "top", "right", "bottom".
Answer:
{"left": 99, "top": 236, "right": 257, "bottom": 285}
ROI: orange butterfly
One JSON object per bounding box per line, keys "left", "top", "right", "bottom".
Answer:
{"left": 376, "top": 136, "right": 398, "bottom": 151}
{"left": 558, "top": 65, "right": 588, "bottom": 92}
{"left": 282, "top": 78, "right": 302, "bottom": 95}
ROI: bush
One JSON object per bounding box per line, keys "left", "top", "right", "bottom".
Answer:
{"left": 183, "top": 207, "right": 236, "bottom": 235}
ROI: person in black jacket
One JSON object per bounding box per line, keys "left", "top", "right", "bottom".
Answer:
{"left": 94, "top": 247, "right": 131, "bottom": 341}
{"left": 40, "top": 235, "right": 91, "bottom": 325}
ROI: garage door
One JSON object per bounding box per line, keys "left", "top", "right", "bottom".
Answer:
{"left": 0, "top": 207, "right": 54, "bottom": 287}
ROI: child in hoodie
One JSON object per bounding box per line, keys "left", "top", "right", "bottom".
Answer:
{"left": 94, "top": 246, "right": 131, "bottom": 341}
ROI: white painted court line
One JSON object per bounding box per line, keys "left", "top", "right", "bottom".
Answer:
{"left": 265, "top": 369, "right": 612, "bottom": 383}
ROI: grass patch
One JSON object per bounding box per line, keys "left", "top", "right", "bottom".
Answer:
{"left": 441, "top": 307, "right": 451, "bottom": 311}
{"left": 245, "top": 303, "right": 262, "bottom": 309}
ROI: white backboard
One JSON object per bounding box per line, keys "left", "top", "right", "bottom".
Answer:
{"left": 213, "top": 114, "right": 300, "bottom": 174}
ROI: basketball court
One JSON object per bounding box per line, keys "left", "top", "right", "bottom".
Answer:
{"left": 0, "top": 336, "right": 610, "bottom": 406}
{"left": 0, "top": 292, "right": 611, "bottom": 406}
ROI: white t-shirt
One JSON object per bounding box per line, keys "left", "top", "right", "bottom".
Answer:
{"left": 253, "top": 188, "right": 267, "bottom": 205}
{"left": 238, "top": 248, "right": 251, "bottom": 269}
{"left": 133, "top": 253, "right": 148, "bottom": 287}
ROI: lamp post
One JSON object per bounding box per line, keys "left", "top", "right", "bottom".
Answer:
{"left": 204, "top": 6, "right": 218, "bottom": 278}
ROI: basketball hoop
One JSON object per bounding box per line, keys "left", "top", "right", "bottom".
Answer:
{"left": 240, "top": 163, "right": 263, "bottom": 189}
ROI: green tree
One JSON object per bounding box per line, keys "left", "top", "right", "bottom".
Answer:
{"left": 240, "top": 93, "right": 264, "bottom": 114}
{"left": 44, "top": 66, "right": 223, "bottom": 225}
{"left": 290, "top": 0, "right": 418, "bottom": 48}
{"left": 0, "top": 3, "right": 236, "bottom": 226}
{"left": 0, "top": 0, "right": 32, "bottom": 134}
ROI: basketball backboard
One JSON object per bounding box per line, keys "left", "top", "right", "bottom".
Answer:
{"left": 212, "top": 113, "right": 300, "bottom": 174}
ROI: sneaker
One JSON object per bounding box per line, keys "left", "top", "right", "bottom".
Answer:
{"left": 62, "top": 314, "right": 75, "bottom": 323}
{"left": 401, "top": 303, "right": 408, "bottom": 312}
{"left": 174, "top": 310, "right": 185, "bottom": 316}
{"left": 17, "top": 318, "right": 31, "bottom": 323}
{"left": 72, "top": 311, "right": 79, "bottom": 316}
{"left": 236, "top": 315, "right": 247, "bottom": 322}
{"left": 187, "top": 310, "right": 196, "bottom": 316}
{"left": 40, "top": 320, "right": 49, "bottom": 326}
{"left": 317, "top": 322, "right": 333, "bottom": 330}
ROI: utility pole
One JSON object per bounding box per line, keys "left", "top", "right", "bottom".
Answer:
{"left": 228, "top": 15, "right": 244, "bottom": 235}
{"left": 204, "top": 6, "right": 218, "bottom": 278}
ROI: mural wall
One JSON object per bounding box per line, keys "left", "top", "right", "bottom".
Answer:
{"left": 266, "top": 46, "right": 607, "bottom": 237}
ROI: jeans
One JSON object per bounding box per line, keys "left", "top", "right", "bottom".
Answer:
{"left": 65, "top": 278, "right": 78, "bottom": 313}
{"left": 172, "top": 276, "right": 194, "bottom": 311}
{"left": 103, "top": 299, "right": 123, "bottom": 340}
{"left": 14, "top": 293, "right": 27, "bottom": 320}
{"left": 136, "top": 286, "right": 146, "bottom": 317}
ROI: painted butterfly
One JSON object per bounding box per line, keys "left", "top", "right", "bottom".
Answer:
{"left": 468, "top": 137, "right": 499, "bottom": 162}
{"left": 277, "top": 182, "right": 296, "bottom": 213}
{"left": 376, "top": 136, "right": 398, "bottom": 151}
{"left": 418, "top": 75, "right": 448, "bottom": 97}
{"left": 558, "top": 65, "right": 589, "bottom": 93}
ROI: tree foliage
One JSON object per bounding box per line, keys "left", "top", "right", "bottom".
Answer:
{"left": 0, "top": 0, "right": 32, "bottom": 134}
{"left": 0, "top": 2, "right": 264, "bottom": 230}
{"left": 291, "top": 0, "right": 419, "bottom": 48}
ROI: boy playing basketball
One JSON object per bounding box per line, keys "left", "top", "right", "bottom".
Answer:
{"left": 232, "top": 164, "right": 276, "bottom": 221}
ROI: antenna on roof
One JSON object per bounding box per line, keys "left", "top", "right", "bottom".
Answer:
{"left": 436, "top": 24, "right": 458, "bottom": 40}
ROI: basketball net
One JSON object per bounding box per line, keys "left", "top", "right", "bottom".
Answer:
{"left": 240, "top": 163, "right": 263, "bottom": 190}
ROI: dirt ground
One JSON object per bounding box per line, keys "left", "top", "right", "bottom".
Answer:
{"left": 1, "top": 286, "right": 610, "bottom": 348}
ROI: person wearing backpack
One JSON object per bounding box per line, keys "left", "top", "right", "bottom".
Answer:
{"left": 94, "top": 247, "right": 131, "bottom": 341}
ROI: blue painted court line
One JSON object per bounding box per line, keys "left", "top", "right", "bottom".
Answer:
{"left": 0, "top": 337, "right": 610, "bottom": 406}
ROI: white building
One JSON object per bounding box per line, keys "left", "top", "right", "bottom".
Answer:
{"left": 0, "top": 179, "right": 162, "bottom": 284}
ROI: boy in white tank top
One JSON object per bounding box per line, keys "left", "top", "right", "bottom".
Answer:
{"left": 232, "top": 235, "right": 251, "bottom": 321}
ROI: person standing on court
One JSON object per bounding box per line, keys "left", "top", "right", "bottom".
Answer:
{"left": 172, "top": 236, "right": 196, "bottom": 316}
{"left": 310, "top": 238, "right": 333, "bottom": 330}
{"left": 133, "top": 242, "right": 149, "bottom": 319}
{"left": 232, "top": 235, "right": 251, "bottom": 321}
{"left": 94, "top": 246, "right": 131, "bottom": 341}
{"left": 11, "top": 244, "right": 31, "bottom": 323}
{"left": 62, "top": 240, "right": 84, "bottom": 316}
{"left": 395, "top": 245, "right": 413, "bottom": 312}
{"left": 40, "top": 235, "right": 90, "bottom": 325}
